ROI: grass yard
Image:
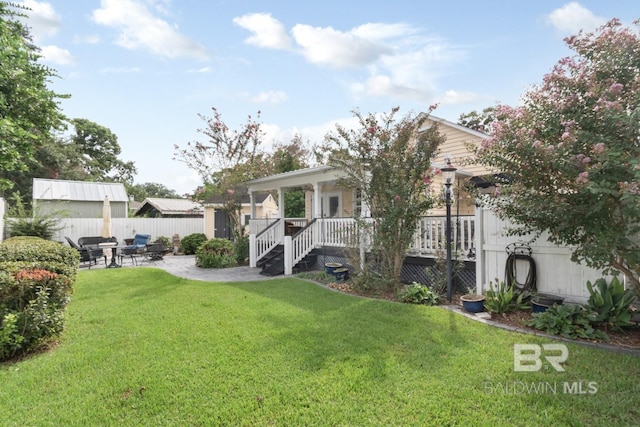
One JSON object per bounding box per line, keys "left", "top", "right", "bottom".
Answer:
{"left": 1, "top": 268, "right": 639, "bottom": 426}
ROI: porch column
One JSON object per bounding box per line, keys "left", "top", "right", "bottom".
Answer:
{"left": 278, "top": 187, "right": 285, "bottom": 219}
{"left": 475, "top": 205, "right": 485, "bottom": 295}
{"left": 249, "top": 191, "right": 256, "bottom": 219}
{"left": 313, "top": 183, "right": 321, "bottom": 218}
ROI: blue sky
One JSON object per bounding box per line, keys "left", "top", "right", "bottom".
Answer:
{"left": 17, "top": 0, "right": 639, "bottom": 196}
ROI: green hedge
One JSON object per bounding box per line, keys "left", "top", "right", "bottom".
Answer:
{"left": 181, "top": 233, "right": 207, "bottom": 255}
{"left": 195, "top": 238, "right": 236, "bottom": 269}
{"left": 0, "top": 237, "right": 78, "bottom": 360}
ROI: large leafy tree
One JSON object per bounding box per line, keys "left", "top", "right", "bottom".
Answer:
{"left": 0, "top": 2, "right": 66, "bottom": 190}
{"left": 473, "top": 19, "right": 640, "bottom": 295}
{"left": 321, "top": 107, "right": 444, "bottom": 286}
{"left": 2, "top": 118, "right": 137, "bottom": 202}
{"left": 126, "top": 182, "right": 179, "bottom": 201}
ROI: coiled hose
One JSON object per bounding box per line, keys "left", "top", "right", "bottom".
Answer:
{"left": 505, "top": 253, "right": 537, "bottom": 293}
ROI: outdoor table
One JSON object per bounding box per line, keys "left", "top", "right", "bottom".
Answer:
{"left": 99, "top": 242, "right": 123, "bottom": 268}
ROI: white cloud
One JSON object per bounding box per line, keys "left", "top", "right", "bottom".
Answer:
{"left": 233, "top": 13, "right": 292, "bottom": 50}
{"left": 92, "top": 0, "right": 211, "bottom": 60}
{"left": 40, "top": 45, "right": 75, "bottom": 65}
{"left": 546, "top": 2, "right": 606, "bottom": 35}
{"left": 234, "top": 14, "right": 467, "bottom": 102}
{"left": 187, "top": 66, "right": 214, "bottom": 73}
{"left": 291, "top": 24, "right": 390, "bottom": 68}
{"left": 438, "top": 90, "right": 485, "bottom": 106}
{"left": 18, "top": 0, "right": 61, "bottom": 41}
{"left": 251, "top": 91, "right": 288, "bottom": 104}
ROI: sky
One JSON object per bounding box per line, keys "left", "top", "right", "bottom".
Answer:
{"left": 14, "top": 0, "right": 639, "bottom": 196}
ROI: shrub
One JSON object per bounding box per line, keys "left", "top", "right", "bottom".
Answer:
{"left": 181, "top": 233, "right": 207, "bottom": 255}
{"left": 586, "top": 276, "right": 637, "bottom": 332}
{"left": 483, "top": 279, "right": 530, "bottom": 314}
{"left": 195, "top": 238, "right": 236, "bottom": 269}
{"left": 398, "top": 282, "right": 441, "bottom": 305}
{"left": 154, "top": 236, "right": 172, "bottom": 249}
{"left": 234, "top": 235, "right": 250, "bottom": 264}
{"left": 0, "top": 237, "right": 77, "bottom": 360}
{"left": 5, "top": 193, "right": 63, "bottom": 240}
{"left": 524, "top": 304, "right": 608, "bottom": 341}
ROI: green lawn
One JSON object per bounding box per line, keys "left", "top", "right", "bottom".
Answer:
{"left": 1, "top": 268, "right": 639, "bottom": 426}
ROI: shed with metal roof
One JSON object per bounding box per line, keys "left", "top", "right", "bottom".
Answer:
{"left": 132, "top": 198, "right": 204, "bottom": 218}
{"left": 32, "top": 178, "right": 129, "bottom": 218}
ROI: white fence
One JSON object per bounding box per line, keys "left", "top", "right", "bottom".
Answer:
{"left": 475, "top": 207, "right": 606, "bottom": 303}
{"left": 4, "top": 217, "right": 205, "bottom": 246}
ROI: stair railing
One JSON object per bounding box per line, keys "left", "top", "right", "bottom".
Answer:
{"left": 291, "top": 219, "right": 318, "bottom": 266}
{"left": 255, "top": 218, "right": 283, "bottom": 263}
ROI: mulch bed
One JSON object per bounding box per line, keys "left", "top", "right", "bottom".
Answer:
{"left": 327, "top": 282, "right": 640, "bottom": 351}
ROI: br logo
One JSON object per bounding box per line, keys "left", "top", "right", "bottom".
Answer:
{"left": 513, "top": 344, "right": 569, "bottom": 372}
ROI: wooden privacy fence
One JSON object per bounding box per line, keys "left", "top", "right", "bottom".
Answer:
{"left": 4, "top": 217, "right": 204, "bottom": 246}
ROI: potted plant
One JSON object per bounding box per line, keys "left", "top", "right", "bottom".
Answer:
{"left": 460, "top": 286, "right": 486, "bottom": 313}
{"left": 325, "top": 262, "right": 343, "bottom": 275}
{"left": 333, "top": 267, "right": 349, "bottom": 281}
{"left": 531, "top": 293, "right": 564, "bottom": 313}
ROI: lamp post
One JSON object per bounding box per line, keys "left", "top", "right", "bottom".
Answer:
{"left": 441, "top": 158, "right": 457, "bottom": 302}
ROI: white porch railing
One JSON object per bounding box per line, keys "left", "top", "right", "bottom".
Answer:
{"left": 249, "top": 215, "right": 475, "bottom": 273}
{"left": 254, "top": 219, "right": 283, "bottom": 264}
{"left": 409, "top": 216, "right": 475, "bottom": 256}
{"left": 292, "top": 219, "right": 318, "bottom": 265}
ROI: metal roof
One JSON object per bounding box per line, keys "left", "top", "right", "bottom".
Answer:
{"left": 32, "top": 178, "right": 129, "bottom": 202}
{"left": 133, "top": 198, "right": 204, "bottom": 216}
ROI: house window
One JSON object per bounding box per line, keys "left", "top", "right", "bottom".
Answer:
{"left": 244, "top": 214, "right": 251, "bottom": 226}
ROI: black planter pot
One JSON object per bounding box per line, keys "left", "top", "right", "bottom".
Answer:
{"left": 460, "top": 296, "right": 485, "bottom": 313}
{"left": 531, "top": 294, "right": 564, "bottom": 313}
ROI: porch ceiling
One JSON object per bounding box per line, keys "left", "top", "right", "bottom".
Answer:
{"left": 246, "top": 166, "right": 349, "bottom": 192}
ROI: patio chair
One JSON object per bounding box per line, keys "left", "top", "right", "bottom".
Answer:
{"left": 65, "top": 236, "right": 105, "bottom": 268}
{"left": 120, "top": 234, "right": 151, "bottom": 266}
{"left": 141, "top": 242, "right": 171, "bottom": 262}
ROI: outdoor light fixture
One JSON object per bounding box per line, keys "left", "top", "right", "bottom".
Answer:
{"left": 441, "top": 157, "right": 457, "bottom": 302}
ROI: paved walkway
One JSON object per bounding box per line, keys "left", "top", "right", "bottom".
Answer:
{"left": 87, "top": 254, "right": 276, "bottom": 282}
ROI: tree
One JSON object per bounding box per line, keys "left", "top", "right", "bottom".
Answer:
{"left": 63, "top": 118, "right": 136, "bottom": 183}
{"left": 267, "top": 135, "right": 311, "bottom": 218}
{"left": 0, "top": 2, "right": 66, "bottom": 190}
{"left": 126, "top": 182, "right": 179, "bottom": 201}
{"left": 174, "top": 108, "right": 265, "bottom": 240}
{"left": 458, "top": 107, "right": 495, "bottom": 133}
{"left": 321, "top": 106, "right": 444, "bottom": 286}
{"left": 472, "top": 19, "right": 640, "bottom": 295}
{"left": 1, "top": 118, "right": 137, "bottom": 202}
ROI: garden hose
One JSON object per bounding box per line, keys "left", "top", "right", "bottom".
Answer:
{"left": 505, "top": 253, "right": 537, "bottom": 293}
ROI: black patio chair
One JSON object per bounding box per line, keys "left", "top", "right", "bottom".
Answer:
{"left": 65, "top": 236, "right": 105, "bottom": 268}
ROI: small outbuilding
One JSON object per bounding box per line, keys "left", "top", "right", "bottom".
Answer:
{"left": 32, "top": 178, "right": 129, "bottom": 218}
{"left": 132, "top": 198, "right": 204, "bottom": 218}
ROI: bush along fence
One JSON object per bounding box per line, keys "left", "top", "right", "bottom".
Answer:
{"left": 0, "top": 236, "right": 78, "bottom": 361}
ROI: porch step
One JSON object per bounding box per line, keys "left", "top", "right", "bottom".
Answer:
{"left": 258, "top": 247, "right": 318, "bottom": 276}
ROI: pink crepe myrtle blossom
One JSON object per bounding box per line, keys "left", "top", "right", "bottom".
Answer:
{"left": 582, "top": 156, "right": 591, "bottom": 164}
{"left": 576, "top": 171, "right": 589, "bottom": 184}
{"left": 227, "top": 188, "right": 235, "bottom": 195}
{"left": 594, "top": 142, "right": 606, "bottom": 154}
{"left": 609, "top": 82, "right": 624, "bottom": 95}
{"left": 532, "top": 140, "right": 542, "bottom": 148}
{"left": 393, "top": 195, "right": 401, "bottom": 201}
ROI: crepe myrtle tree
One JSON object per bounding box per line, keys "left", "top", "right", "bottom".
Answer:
{"left": 174, "top": 108, "right": 266, "bottom": 241}
{"left": 472, "top": 19, "right": 640, "bottom": 295}
{"left": 321, "top": 106, "right": 444, "bottom": 287}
